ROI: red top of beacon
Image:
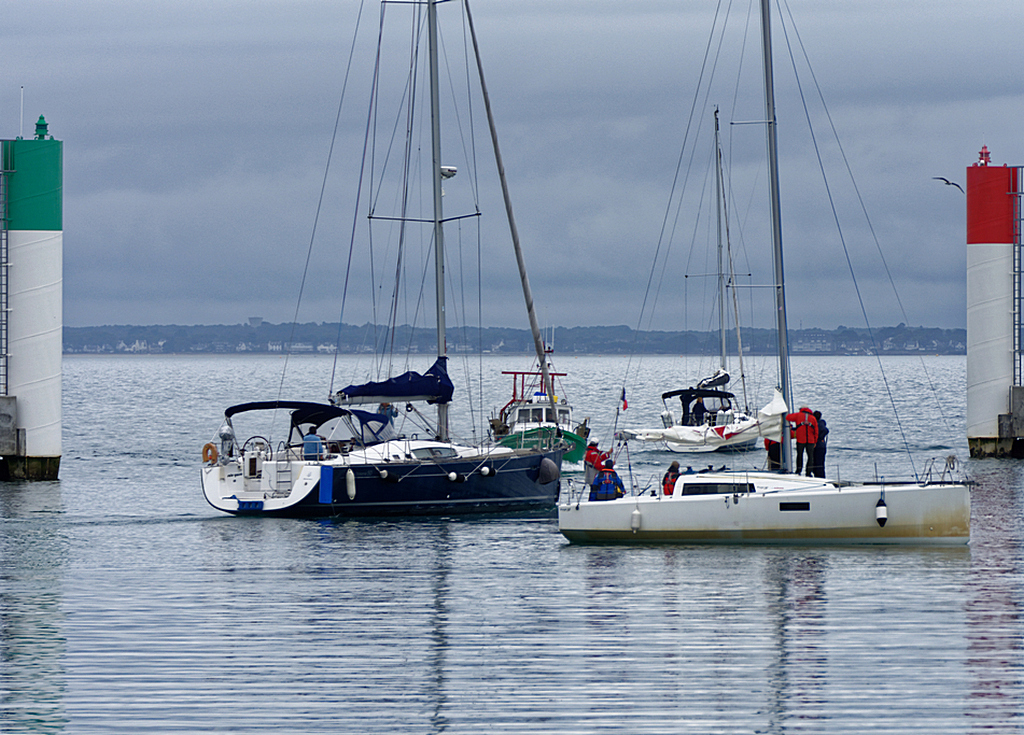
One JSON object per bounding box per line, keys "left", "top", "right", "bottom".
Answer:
{"left": 967, "top": 145, "right": 1017, "bottom": 245}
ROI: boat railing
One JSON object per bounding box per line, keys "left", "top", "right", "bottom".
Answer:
{"left": 919, "top": 455, "right": 969, "bottom": 485}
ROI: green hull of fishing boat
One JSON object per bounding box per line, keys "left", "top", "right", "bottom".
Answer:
{"left": 498, "top": 427, "right": 586, "bottom": 463}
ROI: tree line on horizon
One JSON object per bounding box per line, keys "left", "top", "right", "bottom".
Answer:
{"left": 63, "top": 322, "right": 966, "bottom": 356}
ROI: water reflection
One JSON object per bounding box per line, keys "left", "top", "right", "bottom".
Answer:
{"left": 3, "top": 354, "right": 1022, "bottom": 732}
{"left": 964, "top": 462, "right": 1024, "bottom": 733}
{"left": 428, "top": 523, "right": 451, "bottom": 732}
{"left": 764, "top": 551, "right": 828, "bottom": 731}
{"left": 0, "top": 482, "right": 68, "bottom": 733}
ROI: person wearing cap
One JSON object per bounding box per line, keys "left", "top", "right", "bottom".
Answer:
{"left": 662, "top": 460, "right": 681, "bottom": 496}
{"left": 584, "top": 440, "right": 609, "bottom": 484}
{"left": 590, "top": 458, "right": 625, "bottom": 501}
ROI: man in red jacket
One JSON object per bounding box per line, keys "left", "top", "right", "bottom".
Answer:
{"left": 584, "top": 441, "right": 609, "bottom": 484}
{"left": 785, "top": 406, "right": 818, "bottom": 476}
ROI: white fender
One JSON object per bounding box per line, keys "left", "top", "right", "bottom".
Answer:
{"left": 630, "top": 508, "right": 642, "bottom": 533}
{"left": 875, "top": 498, "right": 888, "bottom": 527}
{"left": 346, "top": 469, "right": 356, "bottom": 500}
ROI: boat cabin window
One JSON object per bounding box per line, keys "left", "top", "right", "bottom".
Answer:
{"left": 557, "top": 409, "right": 570, "bottom": 424}
{"left": 681, "top": 482, "right": 755, "bottom": 496}
{"left": 410, "top": 446, "right": 459, "bottom": 460}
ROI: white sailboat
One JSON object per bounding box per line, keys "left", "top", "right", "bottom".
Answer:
{"left": 622, "top": 110, "right": 781, "bottom": 454}
{"left": 622, "top": 383, "right": 786, "bottom": 455}
{"left": 201, "top": 0, "right": 565, "bottom": 518}
{"left": 559, "top": 0, "right": 970, "bottom": 544}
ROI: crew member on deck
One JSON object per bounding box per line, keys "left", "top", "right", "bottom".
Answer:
{"left": 590, "top": 459, "right": 625, "bottom": 501}
{"left": 811, "top": 410, "right": 828, "bottom": 478}
{"left": 692, "top": 397, "right": 707, "bottom": 426}
{"left": 303, "top": 431, "right": 325, "bottom": 461}
{"left": 584, "top": 440, "right": 608, "bottom": 484}
{"left": 662, "top": 460, "right": 680, "bottom": 496}
{"left": 785, "top": 406, "right": 818, "bottom": 476}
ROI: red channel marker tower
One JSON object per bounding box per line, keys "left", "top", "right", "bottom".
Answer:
{"left": 966, "top": 145, "right": 1024, "bottom": 457}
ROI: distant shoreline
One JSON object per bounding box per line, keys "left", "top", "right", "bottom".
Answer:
{"left": 63, "top": 322, "right": 965, "bottom": 357}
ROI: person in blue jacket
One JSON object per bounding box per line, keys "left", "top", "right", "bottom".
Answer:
{"left": 303, "top": 431, "right": 324, "bottom": 461}
{"left": 590, "top": 459, "right": 625, "bottom": 501}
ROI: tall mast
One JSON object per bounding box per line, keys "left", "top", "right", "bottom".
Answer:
{"left": 427, "top": 0, "right": 448, "bottom": 440}
{"left": 760, "top": 0, "right": 793, "bottom": 470}
{"left": 714, "top": 108, "right": 727, "bottom": 371}
{"left": 716, "top": 108, "right": 750, "bottom": 410}
{"left": 464, "top": 0, "right": 557, "bottom": 413}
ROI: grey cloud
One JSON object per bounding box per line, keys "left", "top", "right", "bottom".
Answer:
{"left": 2, "top": 0, "right": 1018, "bottom": 330}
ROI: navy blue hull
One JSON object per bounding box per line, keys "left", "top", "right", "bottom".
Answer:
{"left": 229, "top": 449, "right": 563, "bottom": 519}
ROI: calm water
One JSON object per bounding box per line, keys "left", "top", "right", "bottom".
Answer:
{"left": 2, "top": 354, "right": 1022, "bottom": 733}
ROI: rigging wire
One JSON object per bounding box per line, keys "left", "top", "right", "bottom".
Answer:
{"left": 438, "top": 16, "right": 485, "bottom": 440}
{"left": 331, "top": 2, "right": 388, "bottom": 397}
{"left": 456, "top": 0, "right": 487, "bottom": 439}
{"left": 270, "top": 0, "right": 367, "bottom": 402}
{"left": 777, "top": 0, "right": 952, "bottom": 438}
{"left": 775, "top": 0, "right": 917, "bottom": 474}
{"left": 620, "top": 0, "right": 731, "bottom": 398}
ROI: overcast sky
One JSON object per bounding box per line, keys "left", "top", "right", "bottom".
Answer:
{"left": 3, "top": 0, "right": 1021, "bottom": 332}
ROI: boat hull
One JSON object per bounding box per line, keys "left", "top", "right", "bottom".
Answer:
{"left": 497, "top": 427, "right": 586, "bottom": 463}
{"left": 559, "top": 473, "right": 970, "bottom": 545}
{"left": 203, "top": 447, "right": 563, "bottom": 518}
{"left": 663, "top": 437, "right": 758, "bottom": 454}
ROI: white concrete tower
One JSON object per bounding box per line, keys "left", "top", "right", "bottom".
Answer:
{"left": 0, "top": 115, "right": 62, "bottom": 479}
{"left": 966, "top": 145, "right": 1022, "bottom": 457}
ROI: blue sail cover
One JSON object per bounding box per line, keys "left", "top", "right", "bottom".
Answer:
{"left": 336, "top": 357, "right": 455, "bottom": 405}
{"left": 349, "top": 409, "right": 399, "bottom": 443}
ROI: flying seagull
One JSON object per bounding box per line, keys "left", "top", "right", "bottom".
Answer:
{"left": 933, "top": 176, "right": 964, "bottom": 194}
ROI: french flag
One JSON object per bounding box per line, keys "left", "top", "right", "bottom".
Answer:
{"left": 621, "top": 388, "right": 628, "bottom": 411}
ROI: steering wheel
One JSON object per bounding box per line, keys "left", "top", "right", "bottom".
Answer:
{"left": 241, "top": 435, "right": 273, "bottom": 461}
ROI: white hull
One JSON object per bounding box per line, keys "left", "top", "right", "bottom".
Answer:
{"left": 661, "top": 433, "right": 759, "bottom": 454}
{"left": 559, "top": 472, "right": 970, "bottom": 545}
{"left": 626, "top": 389, "right": 785, "bottom": 454}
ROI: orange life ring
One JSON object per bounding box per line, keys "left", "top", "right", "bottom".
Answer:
{"left": 202, "top": 442, "right": 218, "bottom": 464}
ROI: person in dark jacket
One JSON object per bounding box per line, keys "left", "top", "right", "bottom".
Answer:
{"left": 662, "top": 460, "right": 680, "bottom": 496}
{"left": 590, "top": 459, "right": 625, "bottom": 501}
{"left": 692, "top": 397, "right": 706, "bottom": 426}
{"left": 811, "top": 410, "right": 828, "bottom": 478}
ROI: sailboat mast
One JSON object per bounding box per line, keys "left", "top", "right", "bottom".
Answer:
{"left": 463, "top": 0, "right": 556, "bottom": 410}
{"left": 760, "top": 0, "right": 793, "bottom": 470}
{"left": 427, "top": 0, "right": 449, "bottom": 440}
{"left": 714, "top": 108, "right": 727, "bottom": 372}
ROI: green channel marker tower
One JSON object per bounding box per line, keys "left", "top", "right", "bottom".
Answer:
{"left": 0, "top": 115, "right": 62, "bottom": 480}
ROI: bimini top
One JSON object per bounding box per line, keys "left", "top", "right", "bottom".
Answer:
{"left": 224, "top": 400, "right": 350, "bottom": 425}
{"left": 334, "top": 356, "right": 455, "bottom": 406}
{"left": 661, "top": 387, "right": 736, "bottom": 403}
{"left": 222, "top": 400, "right": 396, "bottom": 445}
